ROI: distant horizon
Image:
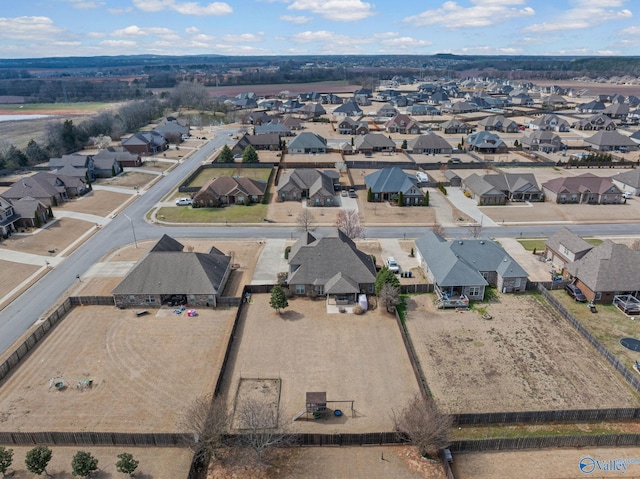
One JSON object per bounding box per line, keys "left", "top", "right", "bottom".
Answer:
{"left": 2, "top": 1, "right": 640, "bottom": 59}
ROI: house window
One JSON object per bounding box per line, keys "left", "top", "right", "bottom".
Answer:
{"left": 295, "top": 284, "right": 305, "bottom": 294}
{"left": 145, "top": 295, "right": 155, "bottom": 303}
{"left": 129, "top": 295, "right": 136, "bottom": 303}
{"left": 514, "top": 278, "right": 522, "bottom": 288}
{"left": 595, "top": 292, "right": 602, "bottom": 300}
{"left": 316, "top": 286, "right": 324, "bottom": 295}
{"left": 480, "top": 272, "right": 489, "bottom": 280}
{"left": 368, "top": 284, "right": 375, "bottom": 293}
{"left": 189, "top": 295, "right": 195, "bottom": 303}
{"left": 468, "top": 287, "right": 480, "bottom": 296}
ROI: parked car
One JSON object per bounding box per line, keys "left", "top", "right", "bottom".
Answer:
{"left": 349, "top": 188, "right": 357, "bottom": 198}
{"left": 386, "top": 256, "right": 400, "bottom": 273}
{"left": 623, "top": 192, "right": 633, "bottom": 199}
{"left": 565, "top": 284, "right": 587, "bottom": 302}
{"left": 175, "top": 198, "right": 193, "bottom": 206}
{"left": 341, "top": 189, "right": 348, "bottom": 197}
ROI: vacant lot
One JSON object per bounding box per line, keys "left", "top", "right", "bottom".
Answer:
{"left": 0, "top": 305, "right": 235, "bottom": 432}
{"left": 156, "top": 202, "right": 268, "bottom": 224}
{"left": 221, "top": 295, "right": 420, "bottom": 433}
{"left": 404, "top": 293, "right": 639, "bottom": 413}
{"left": 56, "top": 190, "right": 131, "bottom": 216}
{"left": 0, "top": 446, "right": 193, "bottom": 479}
{"left": 208, "top": 445, "right": 445, "bottom": 479}
{"left": 188, "top": 166, "right": 273, "bottom": 188}
{"left": 0, "top": 260, "right": 40, "bottom": 298}
{"left": 453, "top": 446, "right": 640, "bottom": 479}
{"left": 480, "top": 201, "right": 640, "bottom": 224}
{"left": 97, "top": 171, "right": 157, "bottom": 189}
{"left": 0, "top": 218, "right": 93, "bottom": 256}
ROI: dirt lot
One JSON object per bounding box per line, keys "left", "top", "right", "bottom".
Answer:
{"left": 0, "top": 445, "right": 193, "bottom": 479}
{"left": 56, "top": 190, "right": 131, "bottom": 216}
{"left": 0, "top": 218, "right": 93, "bottom": 257}
{"left": 208, "top": 445, "right": 445, "bottom": 479}
{"left": 220, "top": 295, "right": 420, "bottom": 434}
{"left": 0, "top": 305, "right": 235, "bottom": 432}
{"left": 404, "top": 293, "right": 639, "bottom": 414}
{"left": 96, "top": 171, "right": 157, "bottom": 190}
{"left": 0, "top": 260, "right": 40, "bottom": 298}
{"left": 453, "top": 446, "right": 640, "bottom": 479}
{"left": 481, "top": 201, "right": 640, "bottom": 224}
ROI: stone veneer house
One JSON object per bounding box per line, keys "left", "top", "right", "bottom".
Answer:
{"left": 112, "top": 235, "right": 231, "bottom": 308}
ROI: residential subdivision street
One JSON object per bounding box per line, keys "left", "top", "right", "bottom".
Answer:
{"left": 2, "top": 131, "right": 640, "bottom": 356}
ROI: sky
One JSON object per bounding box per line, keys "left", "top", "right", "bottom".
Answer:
{"left": 1, "top": 0, "right": 640, "bottom": 59}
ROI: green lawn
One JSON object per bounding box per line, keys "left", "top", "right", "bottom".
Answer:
{"left": 0, "top": 102, "right": 111, "bottom": 112}
{"left": 156, "top": 203, "right": 268, "bottom": 223}
{"left": 518, "top": 237, "right": 602, "bottom": 251}
{"left": 188, "top": 167, "right": 272, "bottom": 188}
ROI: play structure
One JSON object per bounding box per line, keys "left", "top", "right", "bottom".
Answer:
{"left": 292, "top": 391, "right": 355, "bottom": 421}
{"left": 614, "top": 295, "right": 640, "bottom": 316}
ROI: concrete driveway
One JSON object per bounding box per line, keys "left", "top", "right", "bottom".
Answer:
{"left": 378, "top": 238, "right": 419, "bottom": 274}
{"left": 496, "top": 237, "right": 552, "bottom": 282}
{"left": 251, "top": 239, "right": 289, "bottom": 284}
{"left": 445, "top": 187, "right": 499, "bottom": 226}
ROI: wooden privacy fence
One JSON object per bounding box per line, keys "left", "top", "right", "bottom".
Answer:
{"left": 538, "top": 284, "right": 640, "bottom": 393}
{"left": 394, "top": 309, "right": 432, "bottom": 399}
{"left": 400, "top": 283, "right": 431, "bottom": 294}
{"left": 0, "top": 298, "right": 73, "bottom": 383}
{"left": 450, "top": 434, "right": 640, "bottom": 453}
{"left": 453, "top": 407, "right": 640, "bottom": 425}
{"left": 69, "top": 296, "right": 115, "bottom": 306}
{"left": 0, "top": 431, "right": 191, "bottom": 447}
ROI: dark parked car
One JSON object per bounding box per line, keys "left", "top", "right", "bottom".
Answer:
{"left": 565, "top": 284, "right": 587, "bottom": 302}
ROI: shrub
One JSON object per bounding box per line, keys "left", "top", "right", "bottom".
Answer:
{"left": 284, "top": 246, "right": 291, "bottom": 259}
{"left": 352, "top": 304, "right": 364, "bottom": 315}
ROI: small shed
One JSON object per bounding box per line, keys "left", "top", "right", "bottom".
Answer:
{"left": 306, "top": 391, "right": 327, "bottom": 417}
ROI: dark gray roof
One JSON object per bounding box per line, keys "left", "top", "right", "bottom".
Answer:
{"left": 584, "top": 130, "right": 636, "bottom": 147}
{"left": 277, "top": 169, "right": 334, "bottom": 198}
{"left": 613, "top": 169, "right": 640, "bottom": 188}
{"left": 463, "top": 173, "right": 505, "bottom": 198}
{"left": 407, "top": 133, "right": 452, "bottom": 151}
{"left": 354, "top": 133, "right": 396, "bottom": 150}
{"left": 151, "top": 234, "right": 185, "bottom": 252}
{"left": 288, "top": 229, "right": 376, "bottom": 288}
{"left": 415, "top": 231, "right": 527, "bottom": 287}
{"left": 288, "top": 132, "right": 327, "bottom": 150}
{"left": 545, "top": 227, "right": 593, "bottom": 259}
{"left": 566, "top": 240, "right": 640, "bottom": 292}
{"left": 364, "top": 167, "right": 419, "bottom": 194}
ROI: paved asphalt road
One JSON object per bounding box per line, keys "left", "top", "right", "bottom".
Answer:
{"left": 3, "top": 131, "right": 640, "bottom": 354}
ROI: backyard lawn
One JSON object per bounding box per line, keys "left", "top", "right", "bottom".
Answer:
{"left": 156, "top": 203, "right": 268, "bottom": 223}
{"left": 187, "top": 166, "right": 272, "bottom": 187}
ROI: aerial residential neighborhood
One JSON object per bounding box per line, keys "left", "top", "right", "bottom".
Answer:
{"left": 2, "top": 4, "right": 640, "bottom": 477}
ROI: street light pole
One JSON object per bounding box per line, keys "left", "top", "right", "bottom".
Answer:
{"left": 123, "top": 214, "right": 138, "bottom": 248}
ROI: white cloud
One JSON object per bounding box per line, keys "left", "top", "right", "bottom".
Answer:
{"left": 620, "top": 25, "right": 640, "bottom": 35}
{"left": 288, "top": 0, "right": 375, "bottom": 21}
{"left": 525, "top": 0, "right": 631, "bottom": 32}
{"left": 112, "top": 25, "right": 176, "bottom": 37}
{"left": 221, "top": 33, "right": 262, "bottom": 43}
{"left": 0, "top": 16, "right": 64, "bottom": 41}
{"left": 66, "top": 0, "right": 105, "bottom": 9}
{"left": 100, "top": 39, "right": 138, "bottom": 47}
{"left": 107, "top": 6, "right": 133, "bottom": 14}
{"left": 380, "top": 37, "right": 431, "bottom": 48}
{"left": 280, "top": 15, "right": 311, "bottom": 24}
{"left": 404, "top": 0, "right": 534, "bottom": 28}
{"left": 132, "top": 0, "right": 232, "bottom": 15}
{"left": 185, "top": 26, "right": 200, "bottom": 34}
{"left": 448, "top": 45, "right": 523, "bottom": 55}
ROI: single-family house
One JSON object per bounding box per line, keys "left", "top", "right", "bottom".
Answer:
{"left": 543, "top": 94, "right": 567, "bottom": 107}
{"left": 407, "top": 133, "right": 453, "bottom": 155}
{"left": 583, "top": 130, "right": 637, "bottom": 152}
{"left": 465, "top": 131, "right": 508, "bottom": 154}
{"left": 299, "top": 102, "right": 326, "bottom": 119}
{"left": 333, "top": 101, "right": 363, "bottom": 118}
{"left": 415, "top": 231, "right": 528, "bottom": 307}
{"left": 354, "top": 134, "right": 396, "bottom": 154}
{"left": 478, "top": 115, "right": 518, "bottom": 133}
{"left": 0, "top": 196, "right": 19, "bottom": 236}
{"left": 364, "top": 167, "right": 425, "bottom": 205}
{"left": 384, "top": 114, "right": 421, "bottom": 134}
{"left": 232, "top": 133, "right": 281, "bottom": 154}
{"left": 112, "top": 235, "right": 231, "bottom": 308}
{"left": 154, "top": 119, "right": 189, "bottom": 143}
{"left": 444, "top": 170, "right": 462, "bottom": 187}
{"left": 248, "top": 111, "right": 270, "bottom": 125}
{"left": 287, "top": 230, "right": 377, "bottom": 305}
{"left": 192, "top": 176, "right": 267, "bottom": 207}
{"left": 576, "top": 100, "right": 606, "bottom": 114}
{"left": 521, "top": 131, "right": 564, "bottom": 153}
{"left": 544, "top": 227, "right": 593, "bottom": 270}
{"left": 338, "top": 117, "right": 369, "bottom": 135}
{"left": 377, "top": 103, "right": 399, "bottom": 118}
{"left": 277, "top": 169, "right": 336, "bottom": 206}
{"left": 2, "top": 172, "right": 87, "bottom": 206}
{"left": 441, "top": 118, "right": 472, "bottom": 134}
{"left": 565, "top": 240, "right": 640, "bottom": 304}
{"left": 612, "top": 169, "right": 640, "bottom": 196}
{"left": 287, "top": 132, "right": 327, "bottom": 154}
{"left": 122, "top": 131, "right": 168, "bottom": 155}
{"left": 542, "top": 173, "right": 622, "bottom": 204}
{"left": 461, "top": 174, "right": 506, "bottom": 205}
{"left": 509, "top": 92, "right": 534, "bottom": 106}
{"left": 94, "top": 147, "right": 142, "bottom": 168}
{"left": 49, "top": 154, "right": 94, "bottom": 181}
{"left": 572, "top": 113, "right": 616, "bottom": 131}
{"left": 602, "top": 102, "right": 630, "bottom": 119}
{"left": 255, "top": 121, "right": 293, "bottom": 137}
{"left": 92, "top": 155, "right": 122, "bottom": 178}
{"left": 447, "top": 101, "right": 478, "bottom": 114}
{"left": 463, "top": 173, "right": 542, "bottom": 204}
{"left": 529, "top": 114, "right": 570, "bottom": 132}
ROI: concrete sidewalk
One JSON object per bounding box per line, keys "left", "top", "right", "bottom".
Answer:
{"left": 92, "top": 185, "right": 139, "bottom": 195}
{"left": 53, "top": 210, "right": 110, "bottom": 226}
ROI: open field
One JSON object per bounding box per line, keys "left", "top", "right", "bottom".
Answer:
{"left": 156, "top": 202, "right": 268, "bottom": 223}
{"left": 0, "top": 305, "right": 235, "bottom": 432}
{"left": 220, "top": 295, "right": 420, "bottom": 433}
{"left": 0, "top": 260, "right": 40, "bottom": 298}
{"left": 208, "top": 445, "right": 445, "bottom": 479}
{"left": 188, "top": 166, "right": 272, "bottom": 187}
{"left": 549, "top": 289, "right": 640, "bottom": 373}
{"left": 404, "top": 293, "right": 639, "bottom": 414}
{"left": 0, "top": 103, "right": 112, "bottom": 113}
{"left": 191, "top": 81, "right": 358, "bottom": 98}
{"left": 0, "top": 445, "right": 193, "bottom": 479}
{"left": 0, "top": 218, "right": 93, "bottom": 257}
{"left": 453, "top": 446, "right": 640, "bottom": 479}
{"left": 56, "top": 190, "right": 130, "bottom": 216}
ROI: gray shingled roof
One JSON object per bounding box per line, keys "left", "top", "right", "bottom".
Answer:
{"left": 364, "top": 167, "right": 419, "bottom": 194}
{"left": 463, "top": 173, "right": 505, "bottom": 198}
{"left": 613, "top": 169, "right": 640, "bottom": 188}
{"left": 407, "top": 133, "right": 452, "bottom": 151}
{"left": 545, "top": 227, "right": 593, "bottom": 259}
{"left": 113, "top": 236, "right": 230, "bottom": 296}
{"left": 566, "top": 240, "right": 640, "bottom": 292}
{"left": 584, "top": 130, "right": 636, "bottom": 148}
{"left": 542, "top": 173, "right": 620, "bottom": 195}
{"left": 288, "top": 132, "right": 327, "bottom": 150}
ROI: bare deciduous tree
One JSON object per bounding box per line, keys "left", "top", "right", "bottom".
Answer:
{"left": 430, "top": 222, "right": 446, "bottom": 238}
{"left": 395, "top": 394, "right": 452, "bottom": 459}
{"left": 296, "top": 209, "right": 315, "bottom": 232}
{"left": 631, "top": 239, "right": 640, "bottom": 251}
{"left": 179, "top": 395, "right": 230, "bottom": 463}
{"left": 468, "top": 222, "right": 483, "bottom": 239}
{"left": 335, "top": 161, "right": 347, "bottom": 174}
{"left": 235, "top": 397, "right": 290, "bottom": 463}
{"left": 335, "top": 209, "right": 365, "bottom": 239}
{"left": 379, "top": 282, "right": 401, "bottom": 313}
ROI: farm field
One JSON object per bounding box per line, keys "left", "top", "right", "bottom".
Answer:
{"left": 0, "top": 304, "right": 235, "bottom": 432}
{"left": 404, "top": 293, "right": 639, "bottom": 413}
{"left": 220, "top": 295, "right": 420, "bottom": 434}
